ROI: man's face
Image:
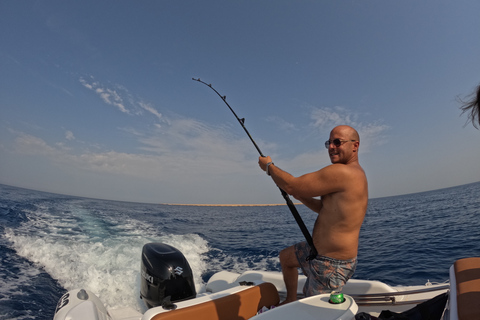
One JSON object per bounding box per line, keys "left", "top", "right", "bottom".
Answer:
{"left": 327, "top": 131, "right": 356, "bottom": 164}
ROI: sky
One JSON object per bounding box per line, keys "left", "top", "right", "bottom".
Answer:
{"left": 1, "top": 0, "right": 479, "bottom": 204}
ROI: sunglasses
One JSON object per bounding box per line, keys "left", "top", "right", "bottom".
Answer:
{"left": 324, "top": 139, "right": 357, "bottom": 149}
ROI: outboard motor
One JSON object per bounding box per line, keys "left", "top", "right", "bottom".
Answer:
{"left": 140, "top": 243, "right": 196, "bottom": 309}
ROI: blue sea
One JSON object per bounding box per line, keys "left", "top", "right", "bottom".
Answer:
{"left": 1, "top": 182, "right": 479, "bottom": 320}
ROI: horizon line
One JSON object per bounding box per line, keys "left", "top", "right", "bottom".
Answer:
{"left": 162, "top": 203, "right": 303, "bottom": 207}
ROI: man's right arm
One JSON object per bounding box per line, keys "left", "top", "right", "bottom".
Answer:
{"left": 259, "top": 156, "right": 348, "bottom": 200}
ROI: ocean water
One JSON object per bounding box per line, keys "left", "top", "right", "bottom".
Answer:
{"left": 1, "top": 182, "right": 479, "bottom": 320}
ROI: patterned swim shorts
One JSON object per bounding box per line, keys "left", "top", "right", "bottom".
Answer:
{"left": 294, "top": 241, "right": 357, "bottom": 297}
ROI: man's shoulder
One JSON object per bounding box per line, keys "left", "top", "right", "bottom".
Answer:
{"left": 324, "top": 162, "right": 364, "bottom": 175}
{"left": 320, "top": 163, "right": 367, "bottom": 187}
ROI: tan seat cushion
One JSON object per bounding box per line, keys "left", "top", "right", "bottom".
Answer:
{"left": 454, "top": 257, "right": 480, "bottom": 320}
{"left": 152, "top": 282, "right": 280, "bottom": 320}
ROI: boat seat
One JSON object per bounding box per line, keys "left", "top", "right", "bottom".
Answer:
{"left": 454, "top": 257, "right": 480, "bottom": 320}
{"left": 151, "top": 282, "right": 279, "bottom": 320}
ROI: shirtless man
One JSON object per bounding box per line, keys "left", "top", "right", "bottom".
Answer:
{"left": 258, "top": 125, "right": 368, "bottom": 303}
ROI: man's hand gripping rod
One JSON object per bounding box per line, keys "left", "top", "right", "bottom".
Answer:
{"left": 192, "top": 78, "right": 317, "bottom": 259}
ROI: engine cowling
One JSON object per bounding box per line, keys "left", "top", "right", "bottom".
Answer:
{"left": 140, "top": 242, "right": 196, "bottom": 309}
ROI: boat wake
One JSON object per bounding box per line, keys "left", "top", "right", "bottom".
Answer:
{"left": 3, "top": 203, "right": 210, "bottom": 311}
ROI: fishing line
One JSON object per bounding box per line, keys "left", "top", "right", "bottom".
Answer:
{"left": 193, "top": 78, "right": 317, "bottom": 259}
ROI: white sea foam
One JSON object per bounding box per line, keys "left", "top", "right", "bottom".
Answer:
{"left": 3, "top": 203, "right": 210, "bottom": 311}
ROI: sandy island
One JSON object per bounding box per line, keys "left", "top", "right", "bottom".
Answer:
{"left": 162, "top": 203, "right": 302, "bottom": 207}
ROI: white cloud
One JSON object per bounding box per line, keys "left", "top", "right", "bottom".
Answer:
{"left": 79, "top": 77, "right": 166, "bottom": 122}
{"left": 79, "top": 77, "right": 94, "bottom": 90}
{"left": 11, "top": 132, "right": 172, "bottom": 179}
{"left": 138, "top": 117, "right": 253, "bottom": 165}
{"left": 139, "top": 101, "right": 162, "bottom": 121}
{"left": 10, "top": 115, "right": 253, "bottom": 185}
{"left": 14, "top": 133, "right": 57, "bottom": 156}
{"left": 65, "top": 130, "right": 75, "bottom": 141}
{"left": 311, "top": 106, "right": 358, "bottom": 128}
{"left": 309, "top": 106, "right": 389, "bottom": 152}
{"left": 356, "top": 122, "right": 390, "bottom": 152}
{"left": 80, "top": 77, "right": 130, "bottom": 114}
{"left": 94, "top": 87, "right": 129, "bottom": 114}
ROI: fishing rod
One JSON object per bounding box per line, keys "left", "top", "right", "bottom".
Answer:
{"left": 192, "top": 78, "right": 317, "bottom": 258}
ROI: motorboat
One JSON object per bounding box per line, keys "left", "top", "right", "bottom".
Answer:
{"left": 53, "top": 242, "right": 479, "bottom": 320}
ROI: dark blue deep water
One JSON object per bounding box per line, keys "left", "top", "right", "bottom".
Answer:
{"left": 1, "top": 182, "right": 479, "bottom": 320}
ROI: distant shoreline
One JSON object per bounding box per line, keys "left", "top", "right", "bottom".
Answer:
{"left": 162, "top": 203, "right": 302, "bottom": 207}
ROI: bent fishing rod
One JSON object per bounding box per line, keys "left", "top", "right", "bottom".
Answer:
{"left": 192, "top": 78, "right": 317, "bottom": 258}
